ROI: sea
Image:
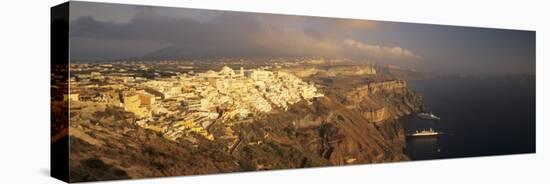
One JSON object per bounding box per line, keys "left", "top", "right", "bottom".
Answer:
{"left": 401, "top": 76, "right": 536, "bottom": 160}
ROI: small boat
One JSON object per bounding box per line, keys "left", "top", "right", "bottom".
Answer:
{"left": 417, "top": 112, "right": 441, "bottom": 121}
{"left": 406, "top": 128, "right": 441, "bottom": 137}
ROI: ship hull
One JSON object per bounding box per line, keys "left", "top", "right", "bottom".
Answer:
{"left": 406, "top": 134, "right": 439, "bottom": 137}
{"left": 417, "top": 114, "right": 440, "bottom": 121}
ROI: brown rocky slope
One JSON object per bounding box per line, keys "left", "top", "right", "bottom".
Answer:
{"left": 68, "top": 75, "right": 422, "bottom": 182}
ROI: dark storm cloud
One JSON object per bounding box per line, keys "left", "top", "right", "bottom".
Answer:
{"left": 69, "top": 2, "right": 534, "bottom": 75}
{"left": 69, "top": 3, "right": 418, "bottom": 61}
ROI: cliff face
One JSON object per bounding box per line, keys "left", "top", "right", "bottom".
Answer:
{"left": 362, "top": 107, "right": 390, "bottom": 123}
{"left": 230, "top": 96, "right": 410, "bottom": 169}
{"left": 343, "top": 79, "right": 422, "bottom": 160}
{"left": 344, "top": 80, "right": 422, "bottom": 121}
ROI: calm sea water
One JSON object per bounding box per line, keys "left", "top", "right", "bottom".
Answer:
{"left": 402, "top": 76, "right": 535, "bottom": 160}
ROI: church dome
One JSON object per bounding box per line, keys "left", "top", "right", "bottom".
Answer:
{"left": 219, "top": 66, "right": 235, "bottom": 75}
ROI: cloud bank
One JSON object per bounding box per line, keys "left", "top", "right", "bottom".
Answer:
{"left": 344, "top": 39, "right": 420, "bottom": 60}
{"left": 69, "top": 4, "right": 419, "bottom": 62}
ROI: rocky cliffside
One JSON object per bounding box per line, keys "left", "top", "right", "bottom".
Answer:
{"left": 228, "top": 96, "right": 411, "bottom": 169}
{"left": 362, "top": 107, "right": 390, "bottom": 123}
{"left": 343, "top": 80, "right": 422, "bottom": 121}
{"left": 68, "top": 67, "right": 423, "bottom": 182}
{"left": 220, "top": 78, "right": 422, "bottom": 168}
{"left": 68, "top": 107, "right": 240, "bottom": 182}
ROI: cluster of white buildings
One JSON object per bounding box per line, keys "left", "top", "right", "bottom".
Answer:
{"left": 68, "top": 62, "right": 326, "bottom": 145}
{"left": 118, "top": 66, "right": 323, "bottom": 143}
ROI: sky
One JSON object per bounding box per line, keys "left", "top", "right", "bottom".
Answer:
{"left": 69, "top": 1, "right": 535, "bottom": 75}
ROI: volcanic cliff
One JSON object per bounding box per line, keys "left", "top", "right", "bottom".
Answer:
{"left": 67, "top": 65, "right": 423, "bottom": 182}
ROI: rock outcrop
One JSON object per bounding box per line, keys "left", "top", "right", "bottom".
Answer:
{"left": 344, "top": 80, "right": 422, "bottom": 121}
{"left": 362, "top": 107, "right": 391, "bottom": 123}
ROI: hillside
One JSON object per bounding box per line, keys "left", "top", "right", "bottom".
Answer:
{"left": 68, "top": 65, "right": 423, "bottom": 182}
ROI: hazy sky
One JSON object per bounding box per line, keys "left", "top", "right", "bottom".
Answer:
{"left": 69, "top": 1, "right": 535, "bottom": 75}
